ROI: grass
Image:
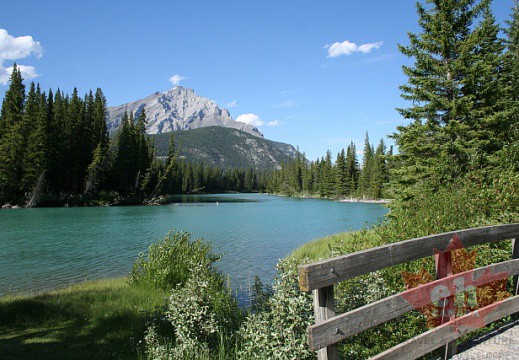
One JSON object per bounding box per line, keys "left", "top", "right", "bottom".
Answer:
{"left": 288, "top": 228, "right": 384, "bottom": 263}
{"left": 0, "top": 278, "right": 167, "bottom": 360}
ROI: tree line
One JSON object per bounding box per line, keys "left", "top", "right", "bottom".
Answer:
{"left": 266, "top": 134, "right": 391, "bottom": 199}
{"left": 0, "top": 70, "right": 267, "bottom": 206}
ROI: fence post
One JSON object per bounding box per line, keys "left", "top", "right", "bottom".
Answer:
{"left": 513, "top": 238, "right": 519, "bottom": 321}
{"left": 435, "top": 250, "right": 457, "bottom": 359}
{"left": 313, "top": 285, "right": 338, "bottom": 360}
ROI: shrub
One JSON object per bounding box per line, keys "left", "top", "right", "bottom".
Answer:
{"left": 138, "top": 232, "right": 242, "bottom": 359}
{"left": 130, "top": 230, "right": 219, "bottom": 291}
{"left": 238, "top": 259, "right": 314, "bottom": 360}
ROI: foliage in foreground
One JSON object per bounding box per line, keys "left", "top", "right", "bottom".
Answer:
{"left": 135, "top": 232, "right": 242, "bottom": 359}
{"left": 130, "top": 231, "right": 219, "bottom": 291}
{"left": 288, "top": 169, "right": 518, "bottom": 358}
{"left": 237, "top": 259, "right": 314, "bottom": 359}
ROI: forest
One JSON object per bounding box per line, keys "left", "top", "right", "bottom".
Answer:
{"left": 0, "top": 76, "right": 269, "bottom": 207}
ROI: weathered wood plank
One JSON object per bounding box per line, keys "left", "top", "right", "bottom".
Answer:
{"left": 370, "top": 295, "right": 519, "bottom": 360}
{"left": 313, "top": 286, "right": 338, "bottom": 360}
{"left": 308, "top": 259, "right": 519, "bottom": 351}
{"left": 299, "top": 224, "right": 519, "bottom": 291}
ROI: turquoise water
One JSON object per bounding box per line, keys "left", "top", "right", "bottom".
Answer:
{"left": 0, "top": 194, "right": 388, "bottom": 297}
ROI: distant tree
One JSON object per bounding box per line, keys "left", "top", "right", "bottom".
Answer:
{"left": 334, "top": 149, "right": 347, "bottom": 196}
{"left": 345, "top": 142, "right": 359, "bottom": 195}
{"left": 358, "top": 132, "right": 374, "bottom": 197}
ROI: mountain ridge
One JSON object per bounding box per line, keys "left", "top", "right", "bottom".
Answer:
{"left": 150, "top": 126, "right": 298, "bottom": 170}
{"left": 106, "top": 86, "right": 263, "bottom": 137}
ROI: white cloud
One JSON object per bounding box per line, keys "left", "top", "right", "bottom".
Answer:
{"left": 169, "top": 74, "right": 186, "bottom": 85}
{"left": 236, "top": 113, "right": 264, "bottom": 127}
{"left": 0, "top": 29, "right": 43, "bottom": 85}
{"left": 325, "top": 40, "right": 383, "bottom": 58}
{"left": 226, "top": 100, "right": 238, "bottom": 108}
{"left": 0, "top": 64, "right": 39, "bottom": 85}
{"left": 267, "top": 120, "right": 281, "bottom": 126}
{"left": 0, "top": 29, "right": 43, "bottom": 61}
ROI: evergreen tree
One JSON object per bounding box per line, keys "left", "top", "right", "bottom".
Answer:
{"left": 358, "top": 132, "right": 374, "bottom": 197}
{"left": 112, "top": 112, "right": 133, "bottom": 195}
{"left": 0, "top": 64, "right": 25, "bottom": 138}
{"left": 0, "top": 65, "right": 26, "bottom": 202}
{"left": 334, "top": 149, "right": 348, "bottom": 196}
{"left": 319, "top": 151, "right": 333, "bottom": 197}
{"left": 370, "top": 139, "right": 389, "bottom": 199}
{"left": 345, "top": 142, "right": 359, "bottom": 195}
{"left": 392, "top": 0, "right": 505, "bottom": 197}
{"left": 501, "top": 1, "right": 519, "bottom": 169}
{"left": 93, "top": 88, "right": 109, "bottom": 149}
{"left": 22, "top": 84, "right": 47, "bottom": 193}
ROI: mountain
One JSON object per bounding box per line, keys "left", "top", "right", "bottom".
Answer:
{"left": 151, "top": 127, "right": 298, "bottom": 170}
{"left": 106, "top": 86, "right": 263, "bottom": 137}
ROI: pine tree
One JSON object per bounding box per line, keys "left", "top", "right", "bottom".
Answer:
{"left": 0, "top": 65, "right": 26, "bottom": 202}
{"left": 0, "top": 64, "right": 25, "bottom": 138}
{"left": 319, "top": 151, "right": 333, "bottom": 197}
{"left": 358, "top": 132, "right": 374, "bottom": 197}
{"left": 334, "top": 149, "right": 348, "bottom": 196}
{"left": 84, "top": 88, "right": 110, "bottom": 197}
{"left": 22, "top": 84, "right": 47, "bottom": 193}
{"left": 370, "top": 139, "right": 389, "bottom": 199}
{"left": 112, "top": 112, "right": 133, "bottom": 195}
{"left": 392, "top": 0, "right": 505, "bottom": 197}
{"left": 501, "top": 1, "right": 519, "bottom": 169}
{"left": 345, "top": 142, "right": 359, "bottom": 195}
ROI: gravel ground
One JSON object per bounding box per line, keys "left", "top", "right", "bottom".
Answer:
{"left": 451, "top": 320, "right": 519, "bottom": 360}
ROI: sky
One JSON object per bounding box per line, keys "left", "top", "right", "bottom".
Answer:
{"left": 0, "top": 0, "right": 514, "bottom": 161}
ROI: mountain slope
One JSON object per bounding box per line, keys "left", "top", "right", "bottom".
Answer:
{"left": 107, "top": 86, "right": 263, "bottom": 137}
{"left": 151, "top": 127, "right": 298, "bottom": 170}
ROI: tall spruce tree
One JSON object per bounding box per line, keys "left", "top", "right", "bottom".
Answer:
{"left": 502, "top": 1, "right": 519, "bottom": 169}
{"left": 84, "top": 88, "right": 110, "bottom": 197}
{"left": 346, "top": 142, "right": 359, "bottom": 195}
{"left": 392, "top": 0, "right": 505, "bottom": 198}
{"left": 0, "top": 65, "right": 26, "bottom": 202}
{"left": 358, "top": 132, "right": 374, "bottom": 197}
{"left": 0, "top": 64, "right": 25, "bottom": 138}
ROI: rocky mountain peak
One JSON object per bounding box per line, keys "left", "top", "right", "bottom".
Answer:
{"left": 106, "top": 87, "right": 263, "bottom": 137}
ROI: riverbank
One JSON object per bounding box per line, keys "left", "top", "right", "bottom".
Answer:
{"left": 339, "top": 197, "right": 391, "bottom": 204}
{"left": 270, "top": 191, "right": 392, "bottom": 204}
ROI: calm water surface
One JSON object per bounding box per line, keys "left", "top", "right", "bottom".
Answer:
{"left": 0, "top": 194, "right": 388, "bottom": 297}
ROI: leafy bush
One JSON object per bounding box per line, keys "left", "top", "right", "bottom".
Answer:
{"left": 138, "top": 231, "right": 242, "bottom": 359}
{"left": 238, "top": 259, "right": 314, "bottom": 359}
{"left": 130, "top": 231, "right": 219, "bottom": 291}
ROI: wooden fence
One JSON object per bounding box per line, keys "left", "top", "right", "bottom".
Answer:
{"left": 298, "top": 224, "right": 519, "bottom": 360}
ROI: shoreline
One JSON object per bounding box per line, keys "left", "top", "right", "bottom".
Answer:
{"left": 338, "top": 197, "right": 392, "bottom": 204}
{"left": 269, "top": 192, "right": 392, "bottom": 204}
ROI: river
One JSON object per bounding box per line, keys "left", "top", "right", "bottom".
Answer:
{"left": 0, "top": 194, "right": 388, "bottom": 298}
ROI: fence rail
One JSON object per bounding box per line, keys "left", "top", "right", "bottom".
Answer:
{"left": 298, "top": 224, "right": 519, "bottom": 360}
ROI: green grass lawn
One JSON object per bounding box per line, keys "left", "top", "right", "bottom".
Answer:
{"left": 0, "top": 278, "right": 167, "bottom": 360}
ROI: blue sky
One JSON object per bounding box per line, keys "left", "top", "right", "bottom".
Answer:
{"left": 0, "top": 0, "right": 514, "bottom": 160}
